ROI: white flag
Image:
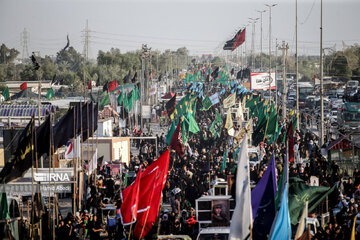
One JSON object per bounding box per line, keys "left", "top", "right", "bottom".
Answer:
{"left": 88, "top": 149, "right": 98, "bottom": 175}
{"left": 229, "top": 134, "right": 252, "bottom": 240}
{"left": 65, "top": 135, "right": 81, "bottom": 160}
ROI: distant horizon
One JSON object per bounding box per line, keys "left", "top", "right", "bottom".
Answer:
{"left": 1, "top": 0, "right": 360, "bottom": 59}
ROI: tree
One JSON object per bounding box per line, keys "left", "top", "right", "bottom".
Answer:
{"left": 0, "top": 44, "right": 19, "bottom": 64}
{"left": 20, "top": 64, "right": 43, "bottom": 81}
{"left": 55, "top": 47, "right": 82, "bottom": 72}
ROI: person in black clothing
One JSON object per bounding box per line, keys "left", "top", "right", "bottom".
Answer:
{"left": 89, "top": 215, "right": 103, "bottom": 240}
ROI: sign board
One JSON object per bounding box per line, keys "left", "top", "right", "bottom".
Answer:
{"left": 149, "top": 84, "right": 157, "bottom": 96}
{"left": 310, "top": 176, "right": 319, "bottom": 186}
{"left": 250, "top": 72, "right": 276, "bottom": 90}
{"left": 141, "top": 105, "right": 151, "bottom": 119}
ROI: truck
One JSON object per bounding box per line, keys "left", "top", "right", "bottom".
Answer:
{"left": 339, "top": 102, "right": 360, "bottom": 131}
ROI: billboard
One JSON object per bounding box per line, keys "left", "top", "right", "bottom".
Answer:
{"left": 250, "top": 72, "right": 276, "bottom": 90}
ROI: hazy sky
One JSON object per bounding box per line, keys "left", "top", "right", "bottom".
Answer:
{"left": 1, "top": 0, "right": 359, "bottom": 59}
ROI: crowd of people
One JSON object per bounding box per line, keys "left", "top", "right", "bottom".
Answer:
{"left": 49, "top": 83, "right": 360, "bottom": 240}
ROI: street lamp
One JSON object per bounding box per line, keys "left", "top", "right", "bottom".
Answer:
{"left": 265, "top": 3, "right": 277, "bottom": 104}
{"left": 256, "top": 10, "right": 266, "bottom": 71}
{"left": 249, "top": 17, "right": 259, "bottom": 70}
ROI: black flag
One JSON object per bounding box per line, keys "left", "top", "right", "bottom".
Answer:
{"left": 63, "top": 34, "right": 70, "bottom": 51}
{"left": 165, "top": 94, "right": 177, "bottom": 116}
{"left": 123, "top": 70, "right": 131, "bottom": 83}
{"left": 0, "top": 117, "right": 35, "bottom": 183}
{"left": 30, "top": 53, "right": 40, "bottom": 71}
{"left": 131, "top": 71, "right": 137, "bottom": 83}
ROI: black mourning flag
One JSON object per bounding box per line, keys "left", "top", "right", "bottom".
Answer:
{"left": 123, "top": 70, "right": 131, "bottom": 84}
{"left": 0, "top": 118, "right": 35, "bottom": 183}
{"left": 53, "top": 105, "right": 76, "bottom": 150}
{"left": 36, "top": 116, "right": 51, "bottom": 159}
{"left": 51, "top": 74, "right": 57, "bottom": 85}
{"left": 131, "top": 71, "right": 137, "bottom": 83}
{"left": 236, "top": 70, "right": 242, "bottom": 80}
{"left": 53, "top": 102, "right": 98, "bottom": 150}
{"left": 103, "top": 81, "right": 108, "bottom": 92}
{"left": 63, "top": 34, "right": 70, "bottom": 51}
{"left": 211, "top": 67, "right": 219, "bottom": 79}
{"left": 30, "top": 53, "right": 40, "bottom": 71}
{"left": 165, "top": 94, "right": 177, "bottom": 116}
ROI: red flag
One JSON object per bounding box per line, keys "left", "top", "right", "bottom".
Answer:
{"left": 232, "top": 28, "right": 246, "bottom": 51}
{"left": 134, "top": 149, "right": 170, "bottom": 239}
{"left": 20, "top": 82, "right": 27, "bottom": 90}
{"left": 88, "top": 80, "right": 92, "bottom": 90}
{"left": 108, "top": 80, "right": 118, "bottom": 92}
{"left": 170, "top": 121, "right": 184, "bottom": 156}
{"left": 120, "top": 166, "right": 142, "bottom": 225}
{"left": 287, "top": 121, "right": 294, "bottom": 163}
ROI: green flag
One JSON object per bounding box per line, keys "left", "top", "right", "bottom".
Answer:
{"left": 269, "top": 122, "right": 284, "bottom": 145}
{"left": 275, "top": 169, "right": 284, "bottom": 209}
{"left": 181, "top": 119, "right": 188, "bottom": 144}
{"left": 288, "top": 178, "right": 336, "bottom": 225}
{"left": 46, "top": 88, "right": 55, "bottom": 99}
{"left": 117, "top": 91, "right": 123, "bottom": 105}
{"left": 166, "top": 121, "right": 176, "bottom": 145}
{"left": 220, "top": 150, "right": 228, "bottom": 172}
{"left": 100, "top": 94, "right": 109, "bottom": 107}
{"left": 210, "top": 112, "right": 223, "bottom": 139}
{"left": 265, "top": 108, "right": 278, "bottom": 136}
{"left": 134, "top": 86, "right": 140, "bottom": 101}
{"left": 127, "top": 90, "right": 134, "bottom": 110}
{"left": 0, "top": 192, "right": 10, "bottom": 220}
{"left": 201, "top": 96, "right": 212, "bottom": 111}
{"left": 123, "top": 92, "right": 129, "bottom": 111}
{"left": 2, "top": 87, "right": 9, "bottom": 101}
{"left": 188, "top": 111, "right": 200, "bottom": 134}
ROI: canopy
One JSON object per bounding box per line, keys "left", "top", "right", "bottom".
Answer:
{"left": 326, "top": 136, "right": 359, "bottom": 151}
{"left": 10, "top": 89, "right": 38, "bottom": 100}
{"left": 161, "top": 92, "right": 175, "bottom": 99}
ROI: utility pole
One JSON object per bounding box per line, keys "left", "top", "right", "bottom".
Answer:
{"left": 257, "top": 10, "right": 266, "bottom": 71}
{"left": 83, "top": 20, "right": 90, "bottom": 62}
{"left": 275, "top": 38, "right": 279, "bottom": 106}
{"left": 296, "top": 0, "right": 300, "bottom": 130}
{"left": 265, "top": 3, "right": 277, "bottom": 104}
{"left": 320, "top": 0, "right": 324, "bottom": 146}
{"left": 249, "top": 18, "right": 259, "bottom": 70}
{"left": 20, "top": 28, "right": 29, "bottom": 61}
{"left": 279, "top": 41, "right": 289, "bottom": 121}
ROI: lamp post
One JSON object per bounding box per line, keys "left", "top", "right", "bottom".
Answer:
{"left": 265, "top": 3, "right": 277, "bottom": 104}
{"left": 249, "top": 18, "right": 259, "bottom": 70}
{"left": 256, "top": 10, "right": 266, "bottom": 71}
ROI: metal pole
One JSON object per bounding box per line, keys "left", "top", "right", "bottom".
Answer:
{"left": 257, "top": 10, "right": 266, "bottom": 71}
{"left": 296, "top": 0, "right": 300, "bottom": 130}
{"left": 320, "top": 0, "right": 324, "bottom": 146}
{"left": 266, "top": 4, "right": 277, "bottom": 104}
{"left": 275, "top": 39, "right": 278, "bottom": 107}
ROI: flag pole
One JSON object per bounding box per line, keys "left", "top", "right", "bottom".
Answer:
{"left": 91, "top": 102, "right": 95, "bottom": 185}
{"left": 73, "top": 105, "right": 77, "bottom": 215}
{"left": 80, "top": 101, "right": 84, "bottom": 210}
{"left": 51, "top": 112, "right": 56, "bottom": 240}
{"left": 48, "top": 115, "right": 51, "bottom": 237}
{"left": 127, "top": 217, "right": 134, "bottom": 240}
{"left": 30, "top": 117, "right": 35, "bottom": 239}
{"left": 87, "top": 103, "right": 90, "bottom": 185}
{"left": 34, "top": 116, "right": 43, "bottom": 240}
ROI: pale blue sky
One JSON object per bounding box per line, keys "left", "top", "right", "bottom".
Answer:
{"left": 0, "top": 0, "right": 359, "bottom": 58}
